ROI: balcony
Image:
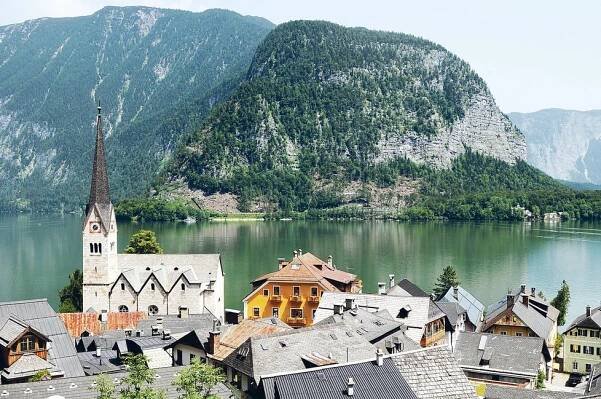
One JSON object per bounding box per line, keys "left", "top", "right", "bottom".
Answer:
{"left": 290, "top": 295, "right": 302, "bottom": 303}
{"left": 307, "top": 296, "right": 320, "bottom": 303}
{"left": 286, "top": 317, "right": 307, "bottom": 326}
{"left": 270, "top": 294, "right": 282, "bottom": 302}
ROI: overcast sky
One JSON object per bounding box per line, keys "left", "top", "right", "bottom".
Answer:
{"left": 2, "top": 0, "right": 600, "bottom": 113}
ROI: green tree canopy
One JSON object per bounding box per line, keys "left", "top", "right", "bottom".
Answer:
{"left": 58, "top": 269, "right": 83, "bottom": 312}
{"left": 433, "top": 265, "right": 460, "bottom": 299}
{"left": 120, "top": 354, "right": 165, "bottom": 399}
{"left": 550, "top": 280, "right": 570, "bottom": 326}
{"left": 125, "top": 230, "right": 164, "bottom": 254}
{"left": 173, "top": 359, "right": 225, "bottom": 399}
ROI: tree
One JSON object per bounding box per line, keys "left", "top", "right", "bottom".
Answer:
{"left": 58, "top": 269, "right": 83, "bottom": 312}
{"left": 433, "top": 265, "right": 460, "bottom": 298}
{"left": 125, "top": 230, "right": 163, "bottom": 254}
{"left": 94, "top": 374, "right": 116, "bottom": 399}
{"left": 173, "top": 359, "right": 225, "bottom": 399}
{"left": 30, "top": 369, "right": 50, "bottom": 382}
{"left": 120, "top": 354, "right": 165, "bottom": 399}
{"left": 550, "top": 280, "right": 570, "bottom": 326}
{"left": 535, "top": 370, "right": 546, "bottom": 389}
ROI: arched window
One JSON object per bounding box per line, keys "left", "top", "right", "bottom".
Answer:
{"left": 118, "top": 305, "right": 129, "bottom": 313}
{"left": 181, "top": 283, "right": 185, "bottom": 291}
{"left": 90, "top": 243, "right": 94, "bottom": 253}
{"left": 151, "top": 283, "right": 155, "bottom": 291}
{"left": 120, "top": 283, "right": 125, "bottom": 291}
{"left": 148, "top": 305, "right": 159, "bottom": 315}
{"left": 98, "top": 243, "right": 102, "bottom": 254}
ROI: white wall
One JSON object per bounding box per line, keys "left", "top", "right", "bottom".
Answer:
{"left": 137, "top": 275, "right": 168, "bottom": 315}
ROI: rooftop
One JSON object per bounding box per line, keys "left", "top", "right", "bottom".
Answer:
{"left": 386, "top": 278, "right": 430, "bottom": 297}
{"left": 438, "top": 285, "right": 485, "bottom": 328}
{"left": 484, "top": 385, "right": 582, "bottom": 399}
{"left": 566, "top": 305, "right": 601, "bottom": 332}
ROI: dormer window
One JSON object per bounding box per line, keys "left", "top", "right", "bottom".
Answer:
{"left": 19, "top": 336, "right": 35, "bottom": 352}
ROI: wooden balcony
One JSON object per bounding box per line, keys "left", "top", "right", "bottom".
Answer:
{"left": 290, "top": 295, "right": 302, "bottom": 303}
{"left": 270, "top": 294, "right": 282, "bottom": 302}
{"left": 307, "top": 296, "right": 320, "bottom": 303}
{"left": 286, "top": 317, "right": 307, "bottom": 326}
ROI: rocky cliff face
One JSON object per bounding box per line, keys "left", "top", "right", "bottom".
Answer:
{"left": 0, "top": 7, "right": 273, "bottom": 210}
{"left": 509, "top": 109, "right": 601, "bottom": 184}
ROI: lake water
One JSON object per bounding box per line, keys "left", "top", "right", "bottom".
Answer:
{"left": 0, "top": 214, "right": 599, "bottom": 326}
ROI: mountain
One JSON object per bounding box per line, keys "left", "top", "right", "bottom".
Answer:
{"left": 166, "top": 20, "right": 527, "bottom": 212}
{"left": 509, "top": 109, "right": 601, "bottom": 185}
{"left": 0, "top": 6, "right": 273, "bottom": 211}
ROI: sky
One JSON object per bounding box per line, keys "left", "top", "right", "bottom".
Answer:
{"left": 2, "top": 1, "right": 600, "bottom": 113}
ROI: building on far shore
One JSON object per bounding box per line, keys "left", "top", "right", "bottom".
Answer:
{"left": 82, "top": 105, "right": 224, "bottom": 320}
{"left": 243, "top": 251, "right": 361, "bottom": 327}
{"left": 563, "top": 305, "right": 601, "bottom": 375}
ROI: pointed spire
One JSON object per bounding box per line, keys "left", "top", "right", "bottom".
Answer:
{"left": 87, "top": 102, "right": 111, "bottom": 213}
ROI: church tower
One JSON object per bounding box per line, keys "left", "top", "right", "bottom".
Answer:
{"left": 82, "top": 104, "right": 119, "bottom": 313}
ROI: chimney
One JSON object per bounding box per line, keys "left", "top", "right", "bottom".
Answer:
{"left": 179, "top": 307, "right": 189, "bottom": 319}
{"left": 208, "top": 331, "right": 221, "bottom": 355}
{"left": 95, "top": 347, "right": 102, "bottom": 358}
{"left": 586, "top": 305, "right": 592, "bottom": 317}
{"left": 334, "top": 304, "right": 344, "bottom": 315}
{"left": 162, "top": 330, "right": 171, "bottom": 340}
{"left": 506, "top": 290, "right": 514, "bottom": 308}
{"left": 453, "top": 286, "right": 459, "bottom": 300}
{"left": 522, "top": 294, "right": 529, "bottom": 307}
{"left": 388, "top": 274, "right": 395, "bottom": 289}
{"left": 531, "top": 287, "right": 536, "bottom": 297}
{"left": 377, "top": 282, "right": 386, "bottom": 295}
{"left": 344, "top": 298, "right": 356, "bottom": 311}
{"left": 327, "top": 255, "right": 333, "bottom": 267}
{"left": 520, "top": 284, "right": 526, "bottom": 294}
{"left": 346, "top": 377, "right": 355, "bottom": 396}
{"left": 375, "top": 348, "right": 384, "bottom": 366}
{"left": 293, "top": 250, "right": 298, "bottom": 257}
{"left": 298, "top": 248, "right": 303, "bottom": 256}
{"left": 278, "top": 257, "right": 286, "bottom": 270}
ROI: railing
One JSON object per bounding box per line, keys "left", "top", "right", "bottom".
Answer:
{"left": 290, "top": 295, "right": 302, "bottom": 302}
{"left": 307, "top": 296, "right": 320, "bottom": 303}
{"left": 270, "top": 295, "right": 282, "bottom": 302}
{"left": 286, "top": 317, "right": 307, "bottom": 326}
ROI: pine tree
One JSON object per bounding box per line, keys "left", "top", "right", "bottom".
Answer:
{"left": 551, "top": 280, "right": 570, "bottom": 326}
{"left": 125, "top": 230, "right": 163, "bottom": 254}
{"left": 433, "top": 266, "right": 460, "bottom": 298}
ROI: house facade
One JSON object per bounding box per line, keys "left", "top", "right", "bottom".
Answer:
{"left": 82, "top": 106, "right": 224, "bottom": 321}
{"left": 563, "top": 305, "right": 601, "bottom": 375}
{"left": 243, "top": 251, "right": 361, "bottom": 327}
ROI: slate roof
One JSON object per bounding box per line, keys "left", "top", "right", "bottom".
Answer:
{"left": 314, "top": 292, "right": 442, "bottom": 343}
{"left": 391, "top": 347, "right": 478, "bottom": 399}
{"left": 566, "top": 306, "right": 601, "bottom": 332}
{"left": 0, "top": 316, "right": 35, "bottom": 346}
{"left": 386, "top": 279, "right": 430, "bottom": 297}
{"left": 261, "top": 357, "right": 418, "bottom": 399}
{"left": 0, "top": 299, "right": 84, "bottom": 378}
{"left": 436, "top": 301, "right": 467, "bottom": 328}
{"left": 484, "top": 385, "right": 582, "bottom": 399}
{"left": 75, "top": 330, "right": 126, "bottom": 352}
{"left": 0, "top": 366, "right": 233, "bottom": 399}
{"left": 1, "top": 353, "right": 63, "bottom": 381}
{"left": 439, "top": 286, "right": 485, "bottom": 328}
{"left": 77, "top": 350, "right": 123, "bottom": 375}
{"left": 314, "top": 307, "right": 402, "bottom": 343}
{"left": 136, "top": 313, "right": 216, "bottom": 337}
{"left": 115, "top": 254, "right": 222, "bottom": 294}
{"left": 454, "top": 332, "right": 549, "bottom": 376}
{"left": 483, "top": 290, "right": 558, "bottom": 339}
{"left": 588, "top": 362, "right": 601, "bottom": 394}
{"left": 222, "top": 323, "right": 376, "bottom": 383}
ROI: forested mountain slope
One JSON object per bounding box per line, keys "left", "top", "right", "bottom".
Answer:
{"left": 0, "top": 6, "right": 273, "bottom": 210}
{"left": 167, "top": 20, "right": 527, "bottom": 211}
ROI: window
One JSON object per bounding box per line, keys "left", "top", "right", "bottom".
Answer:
{"left": 293, "top": 286, "right": 300, "bottom": 297}
{"left": 118, "top": 305, "right": 129, "bottom": 313}
{"left": 586, "top": 364, "right": 592, "bottom": 373}
{"left": 151, "top": 283, "right": 156, "bottom": 291}
{"left": 573, "top": 362, "right": 578, "bottom": 371}
{"left": 584, "top": 346, "right": 595, "bottom": 355}
{"left": 93, "top": 243, "right": 98, "bottom": 253}
{"left": 578, "top": 329, "right": 588, "bottom": 337}
{"left": 598, "top": 347, "right": 601, "bottom": 356}
{"left": 19, "top": 336, "right": 34, "bottom": 352}
{"left": 570, "top": 344, "right": 581, "bottom": 353}
{"left": 311, "top": 287, "right": 318, "bottom": 297}
{"left": 290, "top": 308, "right": 303, "bottom": 318}
{"left": 592, "top": 330, "right": 601, "bottom": 338}
{"left": 181, "top": 283, "right": 185, "bottom": 291}
{"left": 500, "top": 331, "right": 507, "bottom": 336}
{"left": 98, "top": 243, "right": 102, "bottom": 254}
{"left": 512, "top": 316, "right": 517, "bottom": 323}
{"left": 528, "top": 332, "right": 536, "bottom": 337}
{"left": 272, "top": 308, "right": 279, "bottom": 317}
{"left": 121, "top": 283, "right": 125, "bottom": 291}
{"left": 90, "top": 243, "right": 94, "bottom": 253}
{"left": 515, "top": 332, "right": 523, "bottom": 337}
{"left": 176, "top": 349, "right": 183, "bottom": 365}
{"left": 263, "top": 289, "right": 269, "bottom": 296}
{"left": 148, "top": 305, "right": 159, "bottom": 315}
{"left": 190, "top": 354, "right": 195, "bottom": 363}
{"left": 253, "top": 307, "right": 260, "bottom": 318}
{"left": 273, "top": 286, "right": 280, "bottom": 296}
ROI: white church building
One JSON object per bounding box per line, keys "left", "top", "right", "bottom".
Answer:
{"left": 82, "top": 105, "right": 224, "bottom": 321}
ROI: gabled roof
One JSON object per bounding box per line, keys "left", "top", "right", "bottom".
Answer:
{"left": 211, "top": 318, "right": 292, "bottom": 362}
{"left": 391, "top": 347, "right": 477, "bottom": 399}
{"left": 387, "top": 279, "right": 429, "bottom": 297}
{"left": 566, "top": 305, "right": 601, "bottom": 332}
{"left": 1, "top": 353, "right": 63, "bottom": 381}
{"left": 0, "top": 315, "right": 49, "bottom": 347}
{"left": 454, "top": 332, "right": 549, "bottom": 376}
{"left": 436, "top": 301, "right": 467, "bottom": 328}
{"left": 485, "top": 385, "right": 582, "bottom": 399}
{"left": 438, "top": 285, "right": 484, "bottom": 328}
{"left": 314, "top": 292, "right": 443, "bottom": 343}
{"left": 0, "top": 299, "right": 84, "bottom": 378}
{"left": 260, "top": 357, "right": 418, "bottom": 399}
{"left": 222, "top": 323, "right": 376, "bottom": 384}
{"left": 314, "top": 307, "right": 402, "bottom": 344}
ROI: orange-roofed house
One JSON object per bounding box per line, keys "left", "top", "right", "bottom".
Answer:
{"left": 243, "top": 250, "right": 362, "bottom": 327}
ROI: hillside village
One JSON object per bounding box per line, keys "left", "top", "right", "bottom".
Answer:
{"left": 0, "top": 109, "right": 599, "bottom": 399}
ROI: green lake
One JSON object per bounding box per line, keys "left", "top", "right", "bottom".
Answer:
{"left": 1, "top": 214, "right": 598, "bottom": 325}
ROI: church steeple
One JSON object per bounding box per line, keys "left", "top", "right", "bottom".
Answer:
{"left": 87, "top": 103, "right": 111, "bottom": 213}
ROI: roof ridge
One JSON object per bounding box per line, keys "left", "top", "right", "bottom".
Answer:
{"left": 0, "top": 298, "right": 49, "bottom": 306}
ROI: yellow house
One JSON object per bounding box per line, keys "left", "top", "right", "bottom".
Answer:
{"left": 243, "top": 251, "right": 361, "bottom": 327}
{"left": 563, "top": 305, "right": 601, "bottom": 375}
